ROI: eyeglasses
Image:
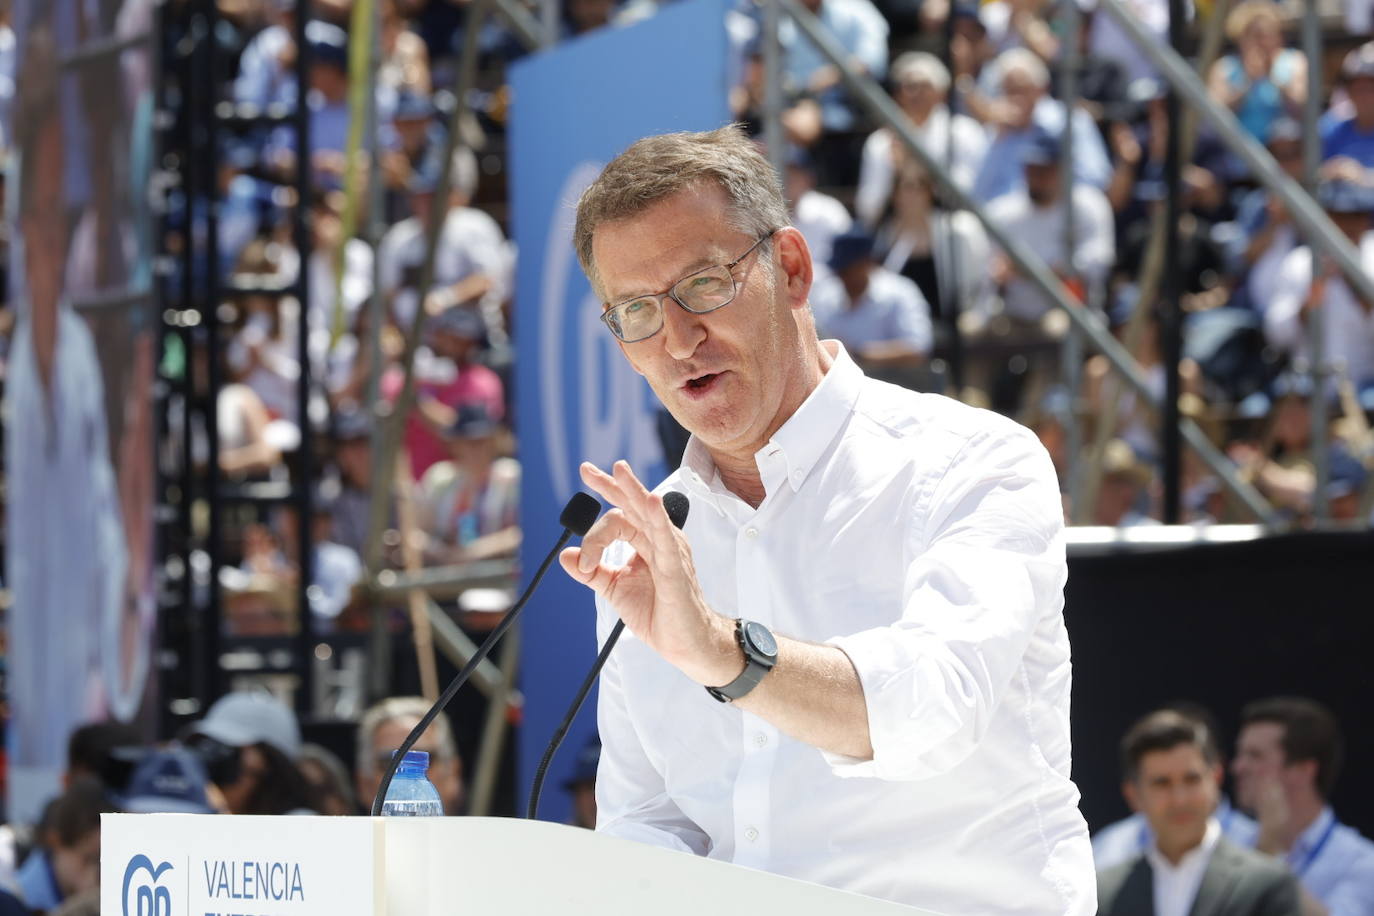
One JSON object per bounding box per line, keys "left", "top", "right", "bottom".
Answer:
{"left": 599, "top": 230, "right": 778, "bottom": 343}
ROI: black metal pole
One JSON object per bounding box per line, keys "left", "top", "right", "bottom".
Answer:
{"left": 151, "top": 0, "right": 175, "bottom": 741}
{"left": 293, "top": 0, "right": 316, "bottom": 717}
{"left": 1161, "top": 0, "right": 1186, "bottom": 524}
{"left": 940, "top": 3, "right": 964, "bottom": 392}
{"left": 200, "top": 1, "right": 223, "bottom": 703}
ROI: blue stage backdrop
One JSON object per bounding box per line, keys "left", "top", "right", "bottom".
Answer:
{"left": 510, "top": 0, "right": 731, "bottom": 824}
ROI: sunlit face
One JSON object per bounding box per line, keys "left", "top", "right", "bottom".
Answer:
{"left": 1001, "top": 71, "right": 1042, "bottom": 128}
{"left": 1126, "top": 744, "right": 1221, "bottom": 856}
{"left": 1232, "top": 721, "right": 1293, "bottom": 811}
{"left": 591, "top": 184, "right": 815, "bottom": 461}
{"left": 1241, "top": 19, "right": 1280, "bottom": 55}
{"left": 896, "top": 79, "right": 939, "bottom": 120}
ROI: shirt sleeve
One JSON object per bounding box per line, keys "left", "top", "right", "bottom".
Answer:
{"left": 1073, "top": 187, "right": 1116, "bottom": 284}
{"left": 846, "top": 0, "right": 890, "bottom": 78}
{"left": 887, "top": 275, "right": 934, "bottom": 355}
{"left": 1071, "top": 107, "right": 1112, "bottom": 191}
{"left": 1315, "top": 837, "right": 1374, "bottom": 916}
{"left": 1263, "top": 247, "right": 1311, "bottom": 352}
{"left": 823, "top": 423, "right": 1066, "bottom": 781}
{"left": 854, "top": 130, "right": 893, "bottom": 229}
{"left": 593, "top": 593, "right": 713, "bottom": 855}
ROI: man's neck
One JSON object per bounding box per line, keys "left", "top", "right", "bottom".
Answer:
{"left": 1154, "top": 819, "right": 1215, "bottom": 867}
{"left": 1281, "top": 795, "right": 1326, "bottom": 851}
{"left": 1156, "top": 834, "right": 1203, "bottom": 867}
{"left": 704, "top": 341, "right": 833, "bottom": 509}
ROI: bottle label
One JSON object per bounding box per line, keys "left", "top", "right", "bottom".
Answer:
{"left": 381, "top": 800, "right": 444, "bottom": 817}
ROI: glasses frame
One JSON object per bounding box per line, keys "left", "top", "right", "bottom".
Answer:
{"left": 599, "top": 229, "right": 779, "bottom": 343}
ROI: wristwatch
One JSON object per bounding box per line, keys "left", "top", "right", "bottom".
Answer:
{"left": 706, "top": 619, "right": 778, "bottom": 703}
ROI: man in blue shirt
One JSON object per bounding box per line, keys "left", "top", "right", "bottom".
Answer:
{"left": 972, "top": 48, "right": 1111, "bottom": 205}
{"left": 1321, "top": 43, "right": 1374, "bottom": 182}
{"left": 1232, "top": 697, "right": 1374, "bottom": 915}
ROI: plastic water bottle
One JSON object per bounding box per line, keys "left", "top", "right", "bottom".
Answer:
{"left": 380, "top": 750, "right": 444, "bottom": 816}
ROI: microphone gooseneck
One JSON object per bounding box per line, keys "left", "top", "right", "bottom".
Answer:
{"left": 370, "top": 491, "right": 602, "bottom": 817}
{"left": 526, "top": 491, "right": 691, "bottom": 820}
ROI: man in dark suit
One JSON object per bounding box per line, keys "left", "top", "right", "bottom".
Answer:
{"left": 1098, "top": 709, "right": 1301, "bottom": 916}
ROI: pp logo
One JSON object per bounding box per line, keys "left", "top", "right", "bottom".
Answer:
{"left": 122, "top": 855, "right": 174, "bottom": 916}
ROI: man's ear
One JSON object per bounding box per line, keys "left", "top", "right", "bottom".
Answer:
{"left": 1122, "top": 780, "right": 1141, "bottom": 813}
{"left": 772, "top": 227, "right": 813, "bottom": 308}
{"left": 1287, "top": 757, "right": 1318, "bottom": 792}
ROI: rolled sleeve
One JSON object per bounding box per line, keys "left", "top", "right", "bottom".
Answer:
{"left": 822, "top": 425, "right": 1066, "bottom": 781}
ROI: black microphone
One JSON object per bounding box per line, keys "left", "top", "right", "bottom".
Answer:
{"left": 526, "top": 491, "right": 690, "bottom": 820}
{"left": 370, "top": 491, "right": 601, "bottom": 816}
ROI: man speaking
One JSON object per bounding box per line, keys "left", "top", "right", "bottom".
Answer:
{"left": 558, "top": 125, "right": 1093, "bottom": 913}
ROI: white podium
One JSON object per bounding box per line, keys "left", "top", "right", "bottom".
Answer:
{"left": 102, "top": 813, "right": 940, "bottom": 914}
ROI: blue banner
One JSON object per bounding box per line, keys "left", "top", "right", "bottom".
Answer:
{"left": 510, "top": 0, "right": 730, "bottom": 824}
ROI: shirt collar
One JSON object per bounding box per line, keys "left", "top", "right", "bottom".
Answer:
{"left": 763, "top": 340, "right": 863, "bottom": 494}
{"left": 675, "top": 340, "right": 864, "bottom": 506}
{"left": 1145, "top": 817, "right": 1222, "bottom": 874}
{"left": 1292, "top": 806, "right": 1336, "bottom": 857}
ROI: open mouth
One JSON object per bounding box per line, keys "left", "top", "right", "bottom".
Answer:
{"left": 681, "top": 372, "right": 724, "bottom": 398}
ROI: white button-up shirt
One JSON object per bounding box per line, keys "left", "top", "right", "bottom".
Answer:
{"left": 1144, "top": 818, "right": 1222, "bottom": 916}
{"left": 594, "top": 342, "right": 1093, "bottom": 913}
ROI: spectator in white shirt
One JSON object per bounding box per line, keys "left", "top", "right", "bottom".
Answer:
{"left": 988, "top": 126, "right": 1116, "bottom": 325}
{"left": 810, "top": 228, "right": 933, "bottom": 371}
{"left": 854, "top": 51, "right": 988, "bottom": 226}
{"left": 1097, "top": 710, "right": 1300, "bottom": 916}
{"left": 1263, "top": 180, "right": 1374, "bottom": 402}
{"left": 560, "top": 125, "right": 1094, "bottom": 913}
{"left": 1233, "top": 697, "right": 1374, "bottom": 915}
{"left": 377, "top": 146, "right": 511, "bottom": 331}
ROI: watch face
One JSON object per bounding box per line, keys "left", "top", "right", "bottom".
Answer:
{"left": 743, "top": 621, "right": 777, "bottom": 658}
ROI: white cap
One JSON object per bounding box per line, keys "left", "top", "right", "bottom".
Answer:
{"left": 191, "top": 691, "right": 303, "bottom": 761}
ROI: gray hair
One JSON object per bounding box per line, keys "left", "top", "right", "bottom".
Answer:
{"left": 994, "top": 48, "right": 1050, "bottom": 91}
{"left": 573, "top": 124, "right": 789, "bottom": 296}
{"left": 891, "top": 51, "right": 951, "bottom": 94}
{"left": 355, "top": 696, "right": 459, "bottom": 775}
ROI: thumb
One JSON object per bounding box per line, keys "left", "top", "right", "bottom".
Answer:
{"left": 559, "top": 546, "right": 594, "bottom": 585}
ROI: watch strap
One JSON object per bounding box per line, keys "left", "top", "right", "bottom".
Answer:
{"left": 706, "top": 619, "right": 776, "bottom": 703}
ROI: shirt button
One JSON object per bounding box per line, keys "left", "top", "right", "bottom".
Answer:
{"left": 744, "top": 527, "right": 759, "bottom": 540}
{"left": 791, "top": 469, "right": 804, "bottom": 481}
{"left": 744, "top": 827, "right": 759, "bottom": 843}
{"left": 753, "top": 733, "right": 768, "bottom": 748}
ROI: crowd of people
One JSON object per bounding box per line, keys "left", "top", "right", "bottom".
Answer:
{"left": 0, "top": 0, "right": 1351, "bottom": 639}
{"left": 0, "top": 690, "right": 1365, "bottom": 914}
{"left": 164, "top": 0, "right": 1373, "bottom": 639}
{"left": 0, "top": 0, "right": 1370, "bottom": 909}
{"left": 0, "top": 690, "right": 569, "bottom": 914}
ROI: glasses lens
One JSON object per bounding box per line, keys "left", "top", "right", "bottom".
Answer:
{"left": 607, "top": 297, "right": 662, "bottom": 342}
{"left": 675, "top": 267, "right": 736, "bottom": 313}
